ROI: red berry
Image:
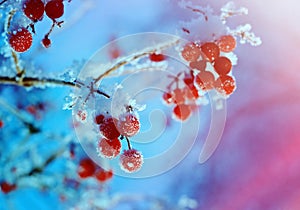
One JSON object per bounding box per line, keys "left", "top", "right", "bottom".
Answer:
{"left": 162, "top": 92, "right": 173, "bottom": 104}
{"left": 149, "top": 53, "right": 165, "bottom": 62}
{"left": 1, "top": 182, "right": 16, "bottom": 194}
{"left": 217, "top": 35, "right": 236, "bottom": 53}
{"left": 42, "top": 36, "right": 51, "bottom": 48}
{"left": 78, "top": 158, "right": 96, "bottom": 178}
{"left": 97, "top": 138, "right": 121, "bottom": 159}
{"left": 45, "top": 0, "right": 64, "bottom": 20}
{"left": 99, "top": 117, "right": 120, "bottom": 139}
{"left": 119, "top": 149, "right": 143, "bottom": 173}
{"left": 95, "top": 169, "right": 113, "bottom": 182}
{"left": 0, "top": 120, "right": 3, "bottom": 128}
{"left": 189, "top": 60, "right": 207, "bottom": 71}
{"left": 117, "top": 113, "right": 140, "bottom": 137}
{"left": 200, "top": 42, "right": 220, "bottom": 62}
{"left": 195, "top": 71, "right": 215, "bottom": 91}
{"left": 181, "top": 42, "right": 201, "bottom": 62}
{"left": 173, "top": 104, "right": 191, "bottom": 121}
{"left": 9, "top": 28, "right": 32, "bottom": 52}
{"left": 215, "top": 75, "right": 236, "bottom": 96}
{"left": 183, "top": 72, "right": 195, "bottom": 87}
{"left": 213, "top": 56, "right": 232, "bottom": 75}
{"left": 173, "top": 88, "right": 185, "bottom": 104}
{"left": 95, "top": 114, "right": 105, "bottom": 124}
{"left": 23, "top": 0, "right": 45, "bottom": 22}
{"left": 183, "top": 85, "right": 199, "bottom": 100}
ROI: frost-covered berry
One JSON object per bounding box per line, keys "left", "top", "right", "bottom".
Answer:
{"left": 117, "top": 113, "right": 140, "bottom": 137}
{"left": 213, "top": 56, "right": 232, "bottom": 75}
{"left": 119, "top": 149, "right": 143, "bottom": 173}
{"left": 95, "top": 169, "right": 113, "bottom": 182}
{"left": 97, "top": 138, "right": 121, "bottom": 159}
{"left": 200, "top": 42, "right": 220, "bottom": 62}
{"left": 173, "top": 104, "right": 191, "bottom": 121}
{"left": 195, "top": 71, "right": 215, "bottom": 91}
{"left": 9, "top": 28, "right": 33, "bottom": 53}
{"left": 217, "top": 35, "right": 236, "bottom": 53}
{"left": 162, "top": 92, "right": 173, "bottom": 104}
{"left": 45, "top": 0, "right": 64, "bottom": 20}
{"left": 99, "top": 117, "right": 120, "bottom": 139}
{"left": 95, "top": 114, "right": 105, "bottom": 125}
{"left": 215, "top": 75, "right": 236, "bottom": 96}
{"left": 23, "top": 0, "right": 45, "bottom": 22}
{"left": 77, "top": 158, "right": 96, "bottom": 178}
{"left": 181, "top": 42, "right": 201, "bottom": 62}
{"left": 149, "top": 53, "right": 165, "bottom": 62}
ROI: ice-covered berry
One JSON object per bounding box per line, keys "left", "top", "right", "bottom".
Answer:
{"left": 181, "top": 42, "right": 201, "bottom": 62}
{"left": 173, "top": 104, "right": 191, "bottom": 121}
{"left": 97, "top": 138, "right": 121, "bottom": 159}
{"left": 23, "top": 0, "right": 45, "bottom": 22}
{"left": 213, "top": 56, "right": 232, "bottom": 75}
{"left": 45, "top": 0, "right": 64, "bottom": 20}
{"left": 119, "top": 149, "right": 143, "bottom": 173}
{"left": 99, "top": 117, "right": 120, "bottom": 139}
{"left": 9, "top": 28, "right": 33, "bottom": 53}
{"left": 189, "top": 60, "right": 207, "bottom": 71}
{"left": 162, "top": 92, "right": 173, "bottom": 104}
{"left": 117, "top": 113, "right": 140, "bottom": 137}
{"left": 42, "top": 36, "right": 51, "bottom": 48}
{"left": 200, "top": 42, "right": 220, "bottom": 62}
{"left": 195, "top": 71, "right": 215, "bottom": 91}
{"left": 217, "top": 35, "right": 236, "bottom": 53}
{"left": 215, "top": 75, "right": 236, "bottom": 95}
{"left": 149, "top": 53, "right": 165, "bottom": 62}
{"left": 77, "top": 158, "right": 96, "bottom": 178}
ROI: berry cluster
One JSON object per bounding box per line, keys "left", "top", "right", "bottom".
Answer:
{"left": 162, "top": 35, "right": 237, "bottom": 121}
{"left": 8, "top": 0, "right": 67, "bottom": 52}
{"left": 94, "top": 111, "right": 143, "bottom": 173}
{"left": 77, "top": 157, "right": 113, "bottom": 183}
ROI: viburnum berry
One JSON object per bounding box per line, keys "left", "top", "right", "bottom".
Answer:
{"left": 95, "top": 114, "right": 105, "bottom": 124}
{"left": 119, "top": 149, "right": 143, "bottom": 173}
{"left": 189, "top": 60, "right": 207, "bottom": 71}
{"left": 77, "top": 158, "right": 96, "bottom": 178}
{"left": 215, "top": 75, "right": 236, "bottom": 96}
{"left": 9, "top": 28, "right": 33, "bottom": 53}
{"left": 200, "top": 42, "right": 220, "bottom": 62}
{"left": 173, "top": 88, "right": 185, "bottom": 104}
{"left": 217, "top": 35, "right": 236, "bottom": 53}
{"left": 0, "top": 120, "right": 3, "bottom": 128}
{"left": 42, "top": 36, "right": 51, "bottom": 48}
{"left": 0, "top": 182, "right": 16, "bottom": 194}
{"left": 195, "top": 71, "right": 215, "bottom": 91}
{"left": 97, "top": 138, "right": 121, "bottom": 159}
{"left": 23, "top": 0, "right": 45, "bottom": 22}
{"left": 162, "top": 92, "right": 173, "bottom": 104}
{"left": 149, "top": 53, "right": 165, "bottom": 62}
{"left": 181, "top": 42, "right": 201, "bottom": 62}
{"left": 45, "top": 0, "right": 64, "bottom": 20}
{"left": 117, "top": 113, "right": 140, "bottom": 137}
{"left": 173, "top": 104, "right": 192, "bottom": 121}
{"left": 94, "top": 169, "right": 113, "bottom": 182}
{"left": 213, "top": 56, "right": 232, "bottom": 75}
{"left": 99, "top": 117, "right": 120, "bottom": 139}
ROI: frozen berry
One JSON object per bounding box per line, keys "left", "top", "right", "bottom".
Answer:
{"left": 189, "top": 60, "right": 207, "bottom": 71}
{"left": 181, "top": 42, "right": 201, "bottom": 62}
{"left": 149, "top": 53, "right": 165, "bottom": 62}
{"left": 173, "top": 88, "right": 185, "bottom": 104}
{"left": 215, "top": 75, "right": 236, "bottom": 95}
{"left": 45, "top": 0, "right": 64, "bottom": 20}
{"left": 162, "top": 92, "right": 173, "bottom": 104}
{"left": 213, "top": 56, "right": 232, "bottom": 75}
{"left": 119, "top": 149, "right": 143, "bottom": 173}
{"left": 217, "top": 35, "right": 236, "bottom": 53}
{"left": 117, "top": 113, "right": 140, "bottom": 137}
{"left": 195, "top": 71, "right": 215, "bottom": 91}
{"left": 97, "top": 138, "right": 121, "bottom": 159}
{"left": 200, "top": 42, "right": 220, "bottom": 62}
{"left": 173, "top": 104, "right": 191, "bottom": 121}
{"left": 99, "top": 117, "right": 120, "bottom": 139}
{"left": 95, "top": 114, "right": 105, "bottom": 124}
{"left": 78, "top": 158, "right": 96, "bottom": 178}
{"left": 9, "top": 28, "right": 33, "bottom": 52}
{"left": 23, "top": 0, "right": 45, "bottom": 22}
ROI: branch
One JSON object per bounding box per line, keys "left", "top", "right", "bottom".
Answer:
{"left": 0, "top": 0, "right": 8, "bottom": 6}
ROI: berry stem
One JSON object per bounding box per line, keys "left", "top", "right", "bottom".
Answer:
{"left": 125, "top": 136, "right": 132, "bottom": 150}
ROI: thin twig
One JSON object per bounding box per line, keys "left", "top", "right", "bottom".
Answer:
{"left": 125, "top": 136, "right": 132, "bottom": 150}
{"left": 0, "top": 0, "right": 8, "bottom": 6}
